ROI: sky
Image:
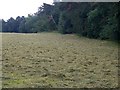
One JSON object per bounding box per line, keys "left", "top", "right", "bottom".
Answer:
{"left": 0, "top": 0, "right": 53, "bottom": 21}
{"left": 0, "top": 0, "right": 119, "bottom": 21}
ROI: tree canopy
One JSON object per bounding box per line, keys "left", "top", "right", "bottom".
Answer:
{"left": 2, "top": 2, "right": 119, "bottom": 41}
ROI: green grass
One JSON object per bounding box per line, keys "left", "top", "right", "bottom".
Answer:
{"left": 2, "top": 32, "right": 119, "bottom": 88}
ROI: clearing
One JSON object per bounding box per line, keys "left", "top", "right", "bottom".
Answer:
{"left": 1, "top": 32, "right": 119, "bottom": 88}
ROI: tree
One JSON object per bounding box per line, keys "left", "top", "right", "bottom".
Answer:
{"left": 2, "top": 2, "right": 119, "bottom": 41}
{"left": 19, "top": 16, "right": 26, "bottom": 33}
{"left": 2, "top": 19, "right": 7, "bottom": 32}
{"left": 6, "top": 17, "right": 17, "bottom": 32}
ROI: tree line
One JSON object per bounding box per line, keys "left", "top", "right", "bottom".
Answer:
{"left": 2, "top": 2, "right": 120, "bottom": 40}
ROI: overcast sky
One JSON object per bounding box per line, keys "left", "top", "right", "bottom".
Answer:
{"left": 0, "top": 0, "right": 119, "bottom": 21}
{"left": 0, "top": 0, "right": 53, "bottom": 21}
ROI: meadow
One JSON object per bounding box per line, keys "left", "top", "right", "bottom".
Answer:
{"left": 2, "top": 32, "right": 119, "bottom": 88}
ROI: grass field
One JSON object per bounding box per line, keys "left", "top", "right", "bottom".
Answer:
{"left": 1, "top": 32, "right": 119, "bottom": 88}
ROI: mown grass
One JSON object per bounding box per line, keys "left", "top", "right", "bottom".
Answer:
{"left": 1, "top": 32, "right": 119, "bottom": 88}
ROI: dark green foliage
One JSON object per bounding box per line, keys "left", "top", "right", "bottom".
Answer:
{"left": 100, "top": 16, "right": 118, "bottom": 40}
{"left": 99, "top": 3, "right": 119, "bottom": 40}
{"left": 0, "top": 20, "right": 2, "bottom": 32}
{"left": 2, "top": 2, "right": 119, "bottom": 41}
{"left": 58, "top": 11, "right": 73, "bottom": 34}
{"left": 19, "top": 17, "right": 26, "bottom": 33}
{"left": 5, "top": 17, "right": 17, "bottom": 32}
{"left": 87, "top": 8, "right": 101, "bottom": 38}
{"left": 2, "top": 19, "right": 7, "bottom": 32}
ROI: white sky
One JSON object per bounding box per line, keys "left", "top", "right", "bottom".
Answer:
{"left": 0, "top": 0, "right": 53, "bottom": 21}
